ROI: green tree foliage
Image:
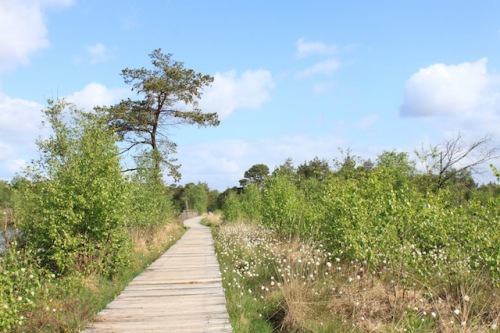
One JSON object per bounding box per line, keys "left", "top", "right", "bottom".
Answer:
{"left": 492, "top": 164, "right": 500, "bottom": 181}
{"left": 0, "top": 246, "right": 53, "bottom": 332}
{"left": 125, "top": 156, "right": 175, "bottom": 228}
{"left": 222, "top": 146, "right": 500, "bottom": 284}
{"left": 218, "top": 187, "right": 239, "bottom": 212}
{"left": 473, "top": 165, "right": 500, "bottom": 203}
{"left": 15, "top": 100, "right": 130, "bottom": 275}
{"left": 317, "top": 168, "right": 414, "bottom": 266}
{"left": 358, "top": 158, "right": 375, "bottom": 172}
{"left": 238, "top": 183, "right": 262, "bottom": 222}
{"left": 207, "top": 189, "right": 220, "bottom": 212}
{"left": 333, "top": 148, "right": 359, "bottom": 179}
{"left": 221, "top": 191, "right": 242, "bottom": 222}
{"left": 297, "top": 156, "right": 330, "bottom": 180}
{"left": 375, "top": 150, "right": 415, "bottom": 190}
{"left": 272, "top": 158, "right": 296, "bottom": 177}
{"left": 107, "top": 49, "right": 219, "bottom": 181}
{"left": 170, "top": 184, "right": 186, "bottom": 213}
{"left": 238, "top": 178, "right": 249, "bottom": 187}
{"left": 0, "top": 180, "right": 11, "bottom": 208}
{"left": 376, "top": 150, "right": 415, "bottom": 175}
{"left": 183, "top": 182, "right": 209, "bottom": 214}
{"left": 261, "top": 173, "right": 306, "bottom": 235}
{"left": 243, "top": 164, "right": 270, "bottom": 185}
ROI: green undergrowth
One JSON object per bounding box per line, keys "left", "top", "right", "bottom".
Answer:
{"left": 1, "top": 220, "right": 185, "bottom": 332}
{"left": 213, "top": 221, "right": 499, "bottom": 333}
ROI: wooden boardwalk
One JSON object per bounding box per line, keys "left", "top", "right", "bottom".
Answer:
{"left": 82, "top": 216, "right": 232, "bottom": 333}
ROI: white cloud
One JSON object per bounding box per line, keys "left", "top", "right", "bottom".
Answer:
{"left": 296, "top": 38, "right": 337, "bottom": 58}
{"left": 0, "top": 93, "right": 43, "bottom": 179}
{"left": 400, "top": 58, "right": 494, "bottom": 117}
{"left": 400, "top": 58, "right": 500, "bottom": 136}
{"left": 66, "top": 82, "right": 131, "bottom": 110}
{"left": 200, "top": 69, "right": 275, "bottom": 119}
{"left": 86, "top": 43, "right": 110, "bottom": 64}
{"left": 177, "top": 135, "right": 347, "bottom": 190}
{"left": 0, "top": 0, "right": 73, "bottom": 73}
{"left": 6, "top": 159, "right": 28, "bottom": 175}
{"left": 296, "top": 59, "right": 341, "bottom": 78}
{"left": 0, "top": 93, "right": 43, "bottom": 143}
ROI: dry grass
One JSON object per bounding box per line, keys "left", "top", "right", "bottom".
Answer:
{"left": 130, "top": 219, "right": 185, "bottom": 255}
{"left": 202, "top": 213, "right": 222, "bottom": 227}
{"left": 215, "top": 222, "right": 500, "bottom": 332}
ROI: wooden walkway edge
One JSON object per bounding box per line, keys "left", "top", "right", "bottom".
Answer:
{"left": 82, "top": 216, "right": 232, "bottom": 332}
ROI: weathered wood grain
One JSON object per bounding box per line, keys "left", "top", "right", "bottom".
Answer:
{"left": 81, "top": 216, "right": 232, "bottom": 332}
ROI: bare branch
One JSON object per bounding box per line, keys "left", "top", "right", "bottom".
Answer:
{"left": 118, "top": 141, "right": 147, "bottom": 155}
{"left": 434, "top": 133, "right": 499, "bottom": 190}
{"left": 120, "top": 167, "right": 138, "bottom": 173}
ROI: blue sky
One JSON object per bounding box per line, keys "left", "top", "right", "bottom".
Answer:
{"left": 1, "top": 0, "right": 500, "bottom": 190}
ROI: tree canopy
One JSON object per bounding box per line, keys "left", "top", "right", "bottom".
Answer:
{"left": 297, "top": 157, "right": 330, "bottom": 180}
{"left": 243, "top": 164, "right": 270, "bottom": 185}
{"left": 107, "top": 49, "right": 219, "bottom": 181}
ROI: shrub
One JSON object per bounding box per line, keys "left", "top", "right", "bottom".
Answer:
{"left": 222, "top": 191, "right": 242, "bottom": 222}
{"left": 15, "top": 100, "right": 130, "bottom": 276}
{"left": 261, "top": 173, "right": 306, "bottom": 236}
{"left": 239, "top": 183, "right": 263, "bottom": 222}
{"left": 125, "top": 163, "right": 175, "bottom": 228}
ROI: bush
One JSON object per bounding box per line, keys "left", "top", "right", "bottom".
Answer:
{"left": 15, "top": 100, "right": 130, "bottom": 276}
{"left": 239, "top": 183, "right": 263, "bottom": 222}
{"left": 261, "top": 173, "right": 306, "bottom": 236}
{"left": 225, "top": 161, "right": 500, "bottom": 285}
{"left": 125, "top": 165, "right": 175, "bottom": 228}
{"left": 222, "top": 191, "right": 242, "bottom": 222}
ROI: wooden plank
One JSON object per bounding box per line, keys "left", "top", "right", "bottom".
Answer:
{"left": 81, "top": 216, "right": 232, "bottom": 332}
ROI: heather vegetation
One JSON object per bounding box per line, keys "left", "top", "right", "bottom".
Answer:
{"left": 216, "top": 143, "right": 500, "bottom": 332}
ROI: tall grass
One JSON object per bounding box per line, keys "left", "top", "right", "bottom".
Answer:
{"left": 214, "top": 221, "right": 499, "bottom": 332}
